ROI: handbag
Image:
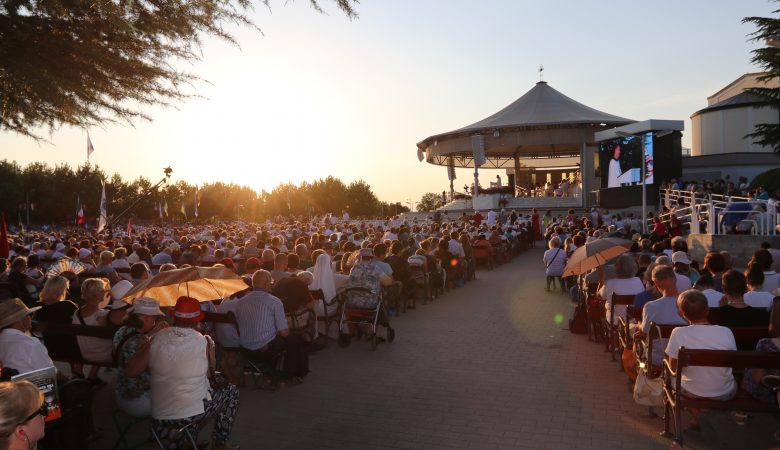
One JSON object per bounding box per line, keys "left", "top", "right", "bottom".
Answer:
{"left": 633, "top": 371, "right": 664, "bottom": 406}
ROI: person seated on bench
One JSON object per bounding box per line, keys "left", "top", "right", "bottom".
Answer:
{"left": 693, "top": 274, "right": 723, "bottom": 308}
{"left": 34, "top": 276, "right": 79, "bottom": 371}
{"left": 237, "top": 270, "right": 309, "bottom": 384}
{"left": 72, "top": 278, "right": 114, "bottom": 386}
{"left": 0, "top": 380, "right": 47, "bottom": 450}
{"left": 128, "top": 263, "right": 150, "bottom": 287}
{"left": 744, "top": 304, "right": 780, "bottom": 404}
{"left": 601, "top": 254, "right": 644, "bottom": 324}
{"left": 113, "top": 298, "right": 169, "bottom": 417}
{"left": 709, "top": 270, "right": 770, "bottom": 328}
{"left": 0, "top": 299, "right": 55, "bottom": 377}
{"left": 106, "top": 280, "right": 134, "bottom": 328}
{"left": 744, "top": 264, "right": 774, "bottom": 310}
{"left": 665, "top": 290, "right": 738, "bottom": 424}
{"left": 149, "top": 296, "right": 240, "bottom": 450}
{"left": 639, "top": 266, "right": 688, "bottom": 364}
{"left": 8, "top": 257, "right": 43, "bottom": 306}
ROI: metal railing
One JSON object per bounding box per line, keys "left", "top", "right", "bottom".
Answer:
{"left": 658, "top": 189, "right": 777, "bottom": 236}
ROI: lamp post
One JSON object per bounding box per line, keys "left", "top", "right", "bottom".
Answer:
{"left": 615, "top": 132, "right": 647, "bottom": 234}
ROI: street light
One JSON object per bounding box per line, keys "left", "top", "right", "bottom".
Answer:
{"left": 615, "top": 131, "right": 648, "bottom": 234}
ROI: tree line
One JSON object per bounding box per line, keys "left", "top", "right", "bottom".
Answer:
{"left": 0, "top": 160, "right": 409, "bottom": 226}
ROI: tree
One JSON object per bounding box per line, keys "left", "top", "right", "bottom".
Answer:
{"left": 0, "top": 0, "right": 358, "bottom": 139}
{"left": 743, "top": 5, "right": 780, "bottom": 154}
{"left": 346, "top": 180, "right": 379, "bottom": 217}
{"left": 417, "top": 192, "right": 443, "bottom": 212}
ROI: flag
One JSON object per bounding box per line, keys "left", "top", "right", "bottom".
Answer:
{"left": 180, "top": 203, "right": 187, "bottom": 220}
{"left": 163, "top": 200, "right": 168, "bottom": 217}
{"left": 87, "top": 135, "right": 95, "bottom": 160}
{"left": 158, "top": 201, "right": 163, "bottom": 220}
{"left": 127, "top": 219, "right": 132, "bottom": 237}
{"left": 97, "top": 183, "right": 107, "bottom": 233}
{"left": 0, "top": 213, "right": 9, "bottom": 259}
{"left": 194, "top": 185, "right": 200, "bottom": 218}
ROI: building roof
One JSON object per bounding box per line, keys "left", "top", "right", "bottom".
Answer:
{"left": 454, "top": 81, "right": 631, "bottom": 132}
{"left": 691, "top": 92, "right": 772, "bottom": 118}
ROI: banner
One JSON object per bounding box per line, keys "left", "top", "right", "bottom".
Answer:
{"left": 97, "top": 183, "right": 107, "bottom": 233}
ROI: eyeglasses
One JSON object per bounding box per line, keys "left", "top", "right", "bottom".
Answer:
{"left": 23, "top": 403, "right": 48, "bottom": 423}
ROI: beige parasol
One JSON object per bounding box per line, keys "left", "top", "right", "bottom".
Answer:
{"left": 122, "top": 266, "right": 249, "bottom": 306}
{"left": 562, "top": 238, "right": 632, "bottom": 277}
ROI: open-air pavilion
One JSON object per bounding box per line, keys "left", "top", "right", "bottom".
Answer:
{"left": 416, "top": 80, "right": 634, "bottom": 210}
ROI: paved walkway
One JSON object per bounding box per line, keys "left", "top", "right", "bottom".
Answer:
{"left": 94, "top": 247, "right": 695, "bottom": 449}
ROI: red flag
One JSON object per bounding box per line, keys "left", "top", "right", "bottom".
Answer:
{"left": 0, "top": 213, "right": 9, "bottom": 259}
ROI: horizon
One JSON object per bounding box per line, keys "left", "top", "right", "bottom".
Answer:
{"left": 1, "top": 0, "right": 775, "bottom": 206}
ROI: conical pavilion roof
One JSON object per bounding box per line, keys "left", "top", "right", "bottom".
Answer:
{"left": 455, "top": 81, "right": 631, "bottom": 132}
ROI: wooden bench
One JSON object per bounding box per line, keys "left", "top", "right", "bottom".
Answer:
{"left": 638, "top": 324, "right": 769, "bottom": 379}
{"left": 33, "top": 311, "right": 240, "bottom": 367}
{"left": 662, "top": 347, "right": 780, "bottom": 445}
{"left": 604, "top": 293, "right": 636, "bottom": 361}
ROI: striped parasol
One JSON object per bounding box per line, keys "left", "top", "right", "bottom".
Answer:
{"left": 562, "top": 238, "right": 632, "bottom": 277}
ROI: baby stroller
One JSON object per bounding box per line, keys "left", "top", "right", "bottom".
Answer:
{"left": 338, "top": 287, "right": 395, "bottom": 351}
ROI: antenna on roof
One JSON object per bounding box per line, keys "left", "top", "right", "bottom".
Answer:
{"left": 539, "top": 64, "right": 544, "bottom": 82}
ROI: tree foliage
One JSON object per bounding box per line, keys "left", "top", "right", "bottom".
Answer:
{"left": 743, "top": 4, "right": 780, "bottom": 154}
{"left": 0, "top": 159, "right": 405, "bottom": 225}
{"left": 417, "top": 192, "right": 443, "bottom": 212}
{"left": 0, "top": 0, "right": 358, "bottom": 138}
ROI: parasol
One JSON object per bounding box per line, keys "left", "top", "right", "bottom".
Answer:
{"left": 562, "top": 238, "right": 632, "bottom": 277}
{"left": 122, "top": 266, "right": 248, "bottom": 306}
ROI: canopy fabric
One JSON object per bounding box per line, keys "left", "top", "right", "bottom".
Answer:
{"left": 122, "top": 266, "right": 248, "bottom": 306}
{"left": 562, "top": 238, "right": 632, "bottom": 277}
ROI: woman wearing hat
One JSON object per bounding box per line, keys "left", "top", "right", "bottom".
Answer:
{"left": 112, "top": 297, "right": 169, "bottom": 417}
{"left": 149, "top": 297, "right": 240, "bottom": 450}
{"left": 0, "top": 380, "right": 47, "bottom": 450}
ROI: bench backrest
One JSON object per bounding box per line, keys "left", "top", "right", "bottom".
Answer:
{"left": 679, "top": 347, "right": 780, "bottom": 370}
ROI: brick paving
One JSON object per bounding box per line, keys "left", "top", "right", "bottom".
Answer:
{"left": 91, "top": 247, "right": 710, "bottom": 449}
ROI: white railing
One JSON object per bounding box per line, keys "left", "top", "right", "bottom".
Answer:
{"left": 659, "top": 189, "right": 777, "bottom": 236}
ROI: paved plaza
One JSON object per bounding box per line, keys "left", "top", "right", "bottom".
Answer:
{"left": 93, "top": 247, "right": 697, "bottom": 450}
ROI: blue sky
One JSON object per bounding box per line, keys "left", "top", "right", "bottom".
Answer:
{"left": 2, "top": 0, "right": 775, "bottom": 206}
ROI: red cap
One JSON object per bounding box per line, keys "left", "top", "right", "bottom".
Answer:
{"left": 171, "top": 296, "right": 204, "bottom": 322}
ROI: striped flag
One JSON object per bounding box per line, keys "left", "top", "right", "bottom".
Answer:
{"left": 180, "top": 203, "right": 187, "bottom": 220}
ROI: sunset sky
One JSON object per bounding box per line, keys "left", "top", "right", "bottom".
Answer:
{"left": 2, "top": 0, "right": 775, "bottom": 207}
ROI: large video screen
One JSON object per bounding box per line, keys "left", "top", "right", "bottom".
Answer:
{"left": 598, "top": 132, "right": 653, "bottom": 188}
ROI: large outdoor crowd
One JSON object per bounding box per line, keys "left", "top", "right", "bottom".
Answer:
{"left": 540, "top": 206, "right": 780, "bottom": 447}
{"left": 0, "top": 210, "right": 535, "bottom": 450}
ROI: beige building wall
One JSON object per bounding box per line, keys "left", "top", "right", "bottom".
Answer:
{"left": 692, "top": 72, "right": 779, "bottom": 156}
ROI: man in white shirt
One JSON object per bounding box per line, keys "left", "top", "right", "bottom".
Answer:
{"left": 693, "top": 275, "right": 723, "bottom": 308}
{"left": 0, "top": 299, "right": 52, "bottom": 374}
{"left": 607, "top": 145, "right": 623, "bottom": 188}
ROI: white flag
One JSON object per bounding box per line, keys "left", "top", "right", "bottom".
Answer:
{"left": 87, "top": 135, "right": 95, "bottom": 160}
{"left": 97, "top": 183, "right": 107, "bottom": 233}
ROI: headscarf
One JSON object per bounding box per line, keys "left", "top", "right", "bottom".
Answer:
{"left": 310, "top": 253, "right": 337, "bottom": 301}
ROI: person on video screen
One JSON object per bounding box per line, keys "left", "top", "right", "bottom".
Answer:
{"left": 607, "top": 144, "right": 622, "bottom": 188}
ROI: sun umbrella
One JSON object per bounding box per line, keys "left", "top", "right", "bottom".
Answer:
{"left": 562, "top": 238, "right": 632, "bottom": 277}
{"left": 122, "top": 266, "right": 248, "bottom": 306}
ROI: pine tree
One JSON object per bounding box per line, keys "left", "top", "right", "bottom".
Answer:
{"left": 743, "top": 4, "right": 780, "bottom": 154}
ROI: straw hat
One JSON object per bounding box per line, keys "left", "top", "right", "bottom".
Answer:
{"left": 0, "top": 299, "right": 41, "bottom": 329}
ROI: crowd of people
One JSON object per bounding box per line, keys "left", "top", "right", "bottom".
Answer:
{"left": 539, "top": 206, "right": 780, "bottom": 446}
{"left": 0, "top": 211, "right": 538, "bottom": 449}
